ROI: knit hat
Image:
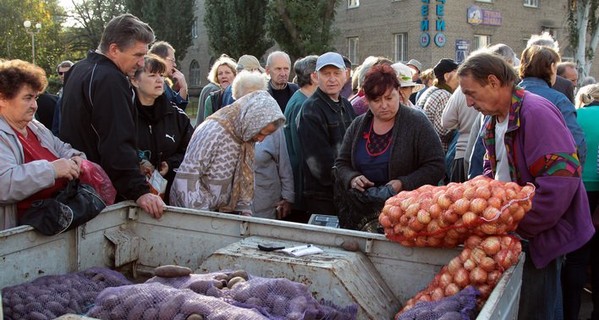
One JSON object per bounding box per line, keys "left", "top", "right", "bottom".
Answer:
{"left": 392, "top": 62, "right": 425, "bottom": 93}
{"left": 316, "top": 52, "right": 345, "bottom": 71}
{"left": 237, "top": 55, "right": 264, "bottom": 73}
{"left": 433, "top": 58, "right": 459, "bottom": 80}
{"left": 407, "top": 59, "right": 422, "bottom": 72}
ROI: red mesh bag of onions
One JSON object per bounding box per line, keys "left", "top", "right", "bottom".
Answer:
{"left": 395, "top": 286, "right": 480, "bottom": 320}
{"left": 379, "top": 176, "right": 535, "bottom": 248}
{"left": 399, "top": 234, "right": 522, "bottom": 316}
{"left": 1, "top": 267, "right": 131, "bottom": 320}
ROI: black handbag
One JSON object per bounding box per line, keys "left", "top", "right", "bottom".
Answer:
{"left": 18, "top": 179, "right": 106, "bottom": 236}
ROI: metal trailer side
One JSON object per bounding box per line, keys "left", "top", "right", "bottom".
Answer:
{"left": 0, "top": 203, "right": 523, "bottom": 319}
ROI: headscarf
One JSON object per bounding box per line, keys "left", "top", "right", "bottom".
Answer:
{"left": 206, "top": 90, "right": 285, "bottom": 212}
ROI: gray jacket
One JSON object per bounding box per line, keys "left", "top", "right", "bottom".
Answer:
{"left": 252, "top": 128, "right": 294, "bottom": 218}
{"left": 0, "top": 118, "right": 84, "bottom": 230}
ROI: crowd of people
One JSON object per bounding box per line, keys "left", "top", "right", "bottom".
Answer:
{"left": 0, "top": 12, "right": 598, "bottom": 320}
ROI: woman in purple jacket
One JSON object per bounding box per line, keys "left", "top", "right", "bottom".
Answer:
{"left": 457, "top": 51, "right": 593, "bottom": 320}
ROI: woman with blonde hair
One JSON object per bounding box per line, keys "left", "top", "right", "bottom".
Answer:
{"left": 196, "top": 54, "right": 237, "bottom": 125}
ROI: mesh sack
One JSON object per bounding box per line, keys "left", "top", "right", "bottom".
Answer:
{"left": 86, "top": 281, "right": 268, "bottom": 320}
{"left": 379, "top": 176, "right": 535, "bottom": 248}
{"left": 395, "top": 286, "right": 480, "bottom": 320}
{"left": 149, "top": 270, "right": 358, "bottom": 320}
{"left": 1, "top": 267, "right": 131, "bottom": 320}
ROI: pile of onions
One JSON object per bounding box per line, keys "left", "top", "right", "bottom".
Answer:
{"left": 399, "top": 234, "right": 522, "bottom": 314}
{"left": 379, "top": 176, "right": 534, "bottom": 247}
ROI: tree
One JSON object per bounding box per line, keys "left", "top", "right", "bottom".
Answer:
{"left": 125, "top": 0, "right": 196, "bottom": 62}
{"left": 0, "top": 0, "right": 66, "bottom": 90}
{"left": 65, "top": 0, "right": 127, "bottom": 54}
{"left": 567, "top": 0, "right": 599, "bottom": 84}
{"left": 266, "top": 0, "right": 340, "bottom": 62}
{"left": 204, "top": 0, "right": 273, "bottom": 59}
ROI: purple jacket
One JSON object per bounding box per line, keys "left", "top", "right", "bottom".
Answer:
{"left": 482, "top": 88, "right": 593, "bottom": 268}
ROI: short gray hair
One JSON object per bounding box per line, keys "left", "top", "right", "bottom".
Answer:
{"left": 98, "top": 14, "right": 154, "bottom": 53}
{"left": 232, "top": 70, "right": 268, "bottom": 99}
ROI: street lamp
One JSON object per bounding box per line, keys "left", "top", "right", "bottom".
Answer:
{"left": 23, "top": 20, "right": 42, "bottom": 65}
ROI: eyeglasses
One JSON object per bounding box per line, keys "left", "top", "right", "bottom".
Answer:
{"left": 165, "top": 57, "right": 176, "bottom": 63}
{"left": 58, "top": 71, "right": 65, "bottom": 75}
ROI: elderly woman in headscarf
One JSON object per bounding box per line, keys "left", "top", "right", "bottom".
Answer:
{"left": 170, "top": 90, "right": 285, "bottom": 215}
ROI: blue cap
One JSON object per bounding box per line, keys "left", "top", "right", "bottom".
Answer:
{"left": 316, "top": 52, "right": 345, "bottom": 71}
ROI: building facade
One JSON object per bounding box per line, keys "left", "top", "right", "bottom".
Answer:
{"left": 181, "top": 0, "right": 592, "bottom": 96}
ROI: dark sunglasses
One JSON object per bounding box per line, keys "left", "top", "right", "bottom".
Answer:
{"left": 58, "top": 71, "right": 65, "bottom": 75}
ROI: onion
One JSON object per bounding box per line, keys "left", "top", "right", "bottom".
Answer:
{"left": 470, "top": 247, "right": 487, "bottom": 264}
{"left": 487, "top": 197, "right": 502, "bottom": 209}
{"left": 469, "top": 267, "right": 488, "bottom": 284}
{"left": 442, "top": 210, "right": 459, "bottom": 224}
{"left": 513, "top": 206, "right": 526, "bottom": 221}
{"left": 470, "top": 198, "right": 487, "bottom": 214}
{"left": 479, "top": 223, "right": 498, "bottom": 235}
{"left": 379, "top": 215, "right": 392, "bottom": 228}
{"left": 447, "top": 258, "right": 462, "bottom": 275}
{"left": 408, "top": 217, "right": 425, "bottom": 232}
{"left": 481, "top": 236, "right": 501, "bottom": 255}
{"left": 482, "top": 207, "right": 501, "bottom": 221}
{"left": 463, "top": 259, "right": 476, "bottom": 271}
{"left": 429, "top": 204, "right": 442, "bottom": 219}
{"left": 437, "top": 194, "right": 452, "bottom": 209}
{"left": 447, "top": 186, "right": 465, "bottom": 202}
{"left": 417, "top": 209, "right": 432, "bottom": 224}
{"left": 415, "top": 236, "right": 428, "bottom": 247}
{"left": 399, "top": 214, "right": 410, "bottom": 226}
{"left": 479, "top": 257, "right": 497, "bottom": 272}
{"left": 459, "top": 248, "right": 472, "bottom": 262}
{"left": 406, "top": 203, "right": 420, "bottom": 216}
{"left": 387, "top": 206, "right": 401, "bottom": 223}
{"left": 465, "top": 235, "right": 483, "bottom": 248}
{"left": 478, "top": 284, "right": 493, "bottom": 298}
{"left": 452, "top": 198, "right": 470, "bottom": 215}
{"left": 475, "top": 186, "right": 492, "bottom": 199}
{"left": 439, "top": 273, "right": 453, "bottom": 288}
{"left": 453, "top": 268, "right": 470, "bottom": 287}
{"left": 444, "top": 283, "right": 460, "bottom": 297}
{"left": 431, "top": 287, "right": 445, "bottom": 300}
{"left": 462, "top": 211, "right": 479, "bottom": 227}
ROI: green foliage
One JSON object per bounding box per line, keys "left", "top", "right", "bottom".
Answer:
{"left": 66, "top": 0, "right": 127, "bottom": 53}
{"left": 0, "top": 0, "right": 66, "bottom": 82}
{"left": 266, "top": 0, "right": 340, "bottom": 62}
{"left": 204, "top": 0, "right": 273, "bottom": 59}
{"left": 126, "top": 0, "right": 196, "bottom": 62}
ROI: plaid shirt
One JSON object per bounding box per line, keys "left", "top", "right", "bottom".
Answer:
{"left": 416, "top": 86, "right": 453, "bottom": 152}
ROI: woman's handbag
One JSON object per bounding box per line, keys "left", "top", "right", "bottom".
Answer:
{"left": 18, "top": 179, "right": 106, "bottom": 236}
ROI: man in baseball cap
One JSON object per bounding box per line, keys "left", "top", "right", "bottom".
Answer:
{"left": 297, "top": 52, "right": 356, "bottom": 216}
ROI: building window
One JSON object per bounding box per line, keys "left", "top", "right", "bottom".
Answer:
{"left": 473, "top": 35, "right": 491, "bottom": 50}
{"left": 394, "top": 33, "right": 408, "bottom": 62}
{"left": 192, "top": 19, "right": 198, "bottom": 39}
{"left": 523, "top": 0, "right": 538, "bottom": 7}
{"left": 348, "top": 0, "right": 359, "bottom": 8}
{"left": 189, "top": 60, "right": 200, "bottom": 87}
{"left": 348, "top": 37, "right": 359, "bottom": 65}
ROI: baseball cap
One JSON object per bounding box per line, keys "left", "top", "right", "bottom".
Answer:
{"left": 433, "top": 58, "right": 459, "bottom": 80}
{"left": 316, "top": 52, "right": 345, "bottom": 71}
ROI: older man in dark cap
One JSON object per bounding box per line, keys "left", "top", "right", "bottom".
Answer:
{"left": 416, "top": 58, "right": 459, "bottom": 154}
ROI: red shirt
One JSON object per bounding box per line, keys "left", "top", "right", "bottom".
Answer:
{"left": 16, "top": 127, "right": 67, "bottom": 216}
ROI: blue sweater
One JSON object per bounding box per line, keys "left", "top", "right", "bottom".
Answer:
{"left": 518, "top": 77, "right": 587, "bottom": 166}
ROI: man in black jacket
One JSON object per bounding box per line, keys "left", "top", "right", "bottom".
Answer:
{"left": 59, "top": 14, "right": 165, "bottom": 218}
{"left": 297, "top": 52, "right": 356, "bottom": 216}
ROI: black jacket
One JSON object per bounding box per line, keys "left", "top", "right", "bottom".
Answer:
{"left": 59, "top": 51, "right": 148, "bottom": 201}
{"left": 267, "top": 81, "right": 299, "bottom": 113}
{"left": 135, "top": 94, "right": 193, "bottom": 204}
{"left": 297, "top": 88, "right": 356, "bottom": 212}
{"left": 335, "top": 107, "right": 445, "bottom": 192}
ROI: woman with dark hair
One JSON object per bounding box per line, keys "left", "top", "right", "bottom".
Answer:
{"left": 131, "top": 55, "right": 193, "bottom": 204}
{"left": 334, "top": 64, "right": 445, "bottom": 231}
